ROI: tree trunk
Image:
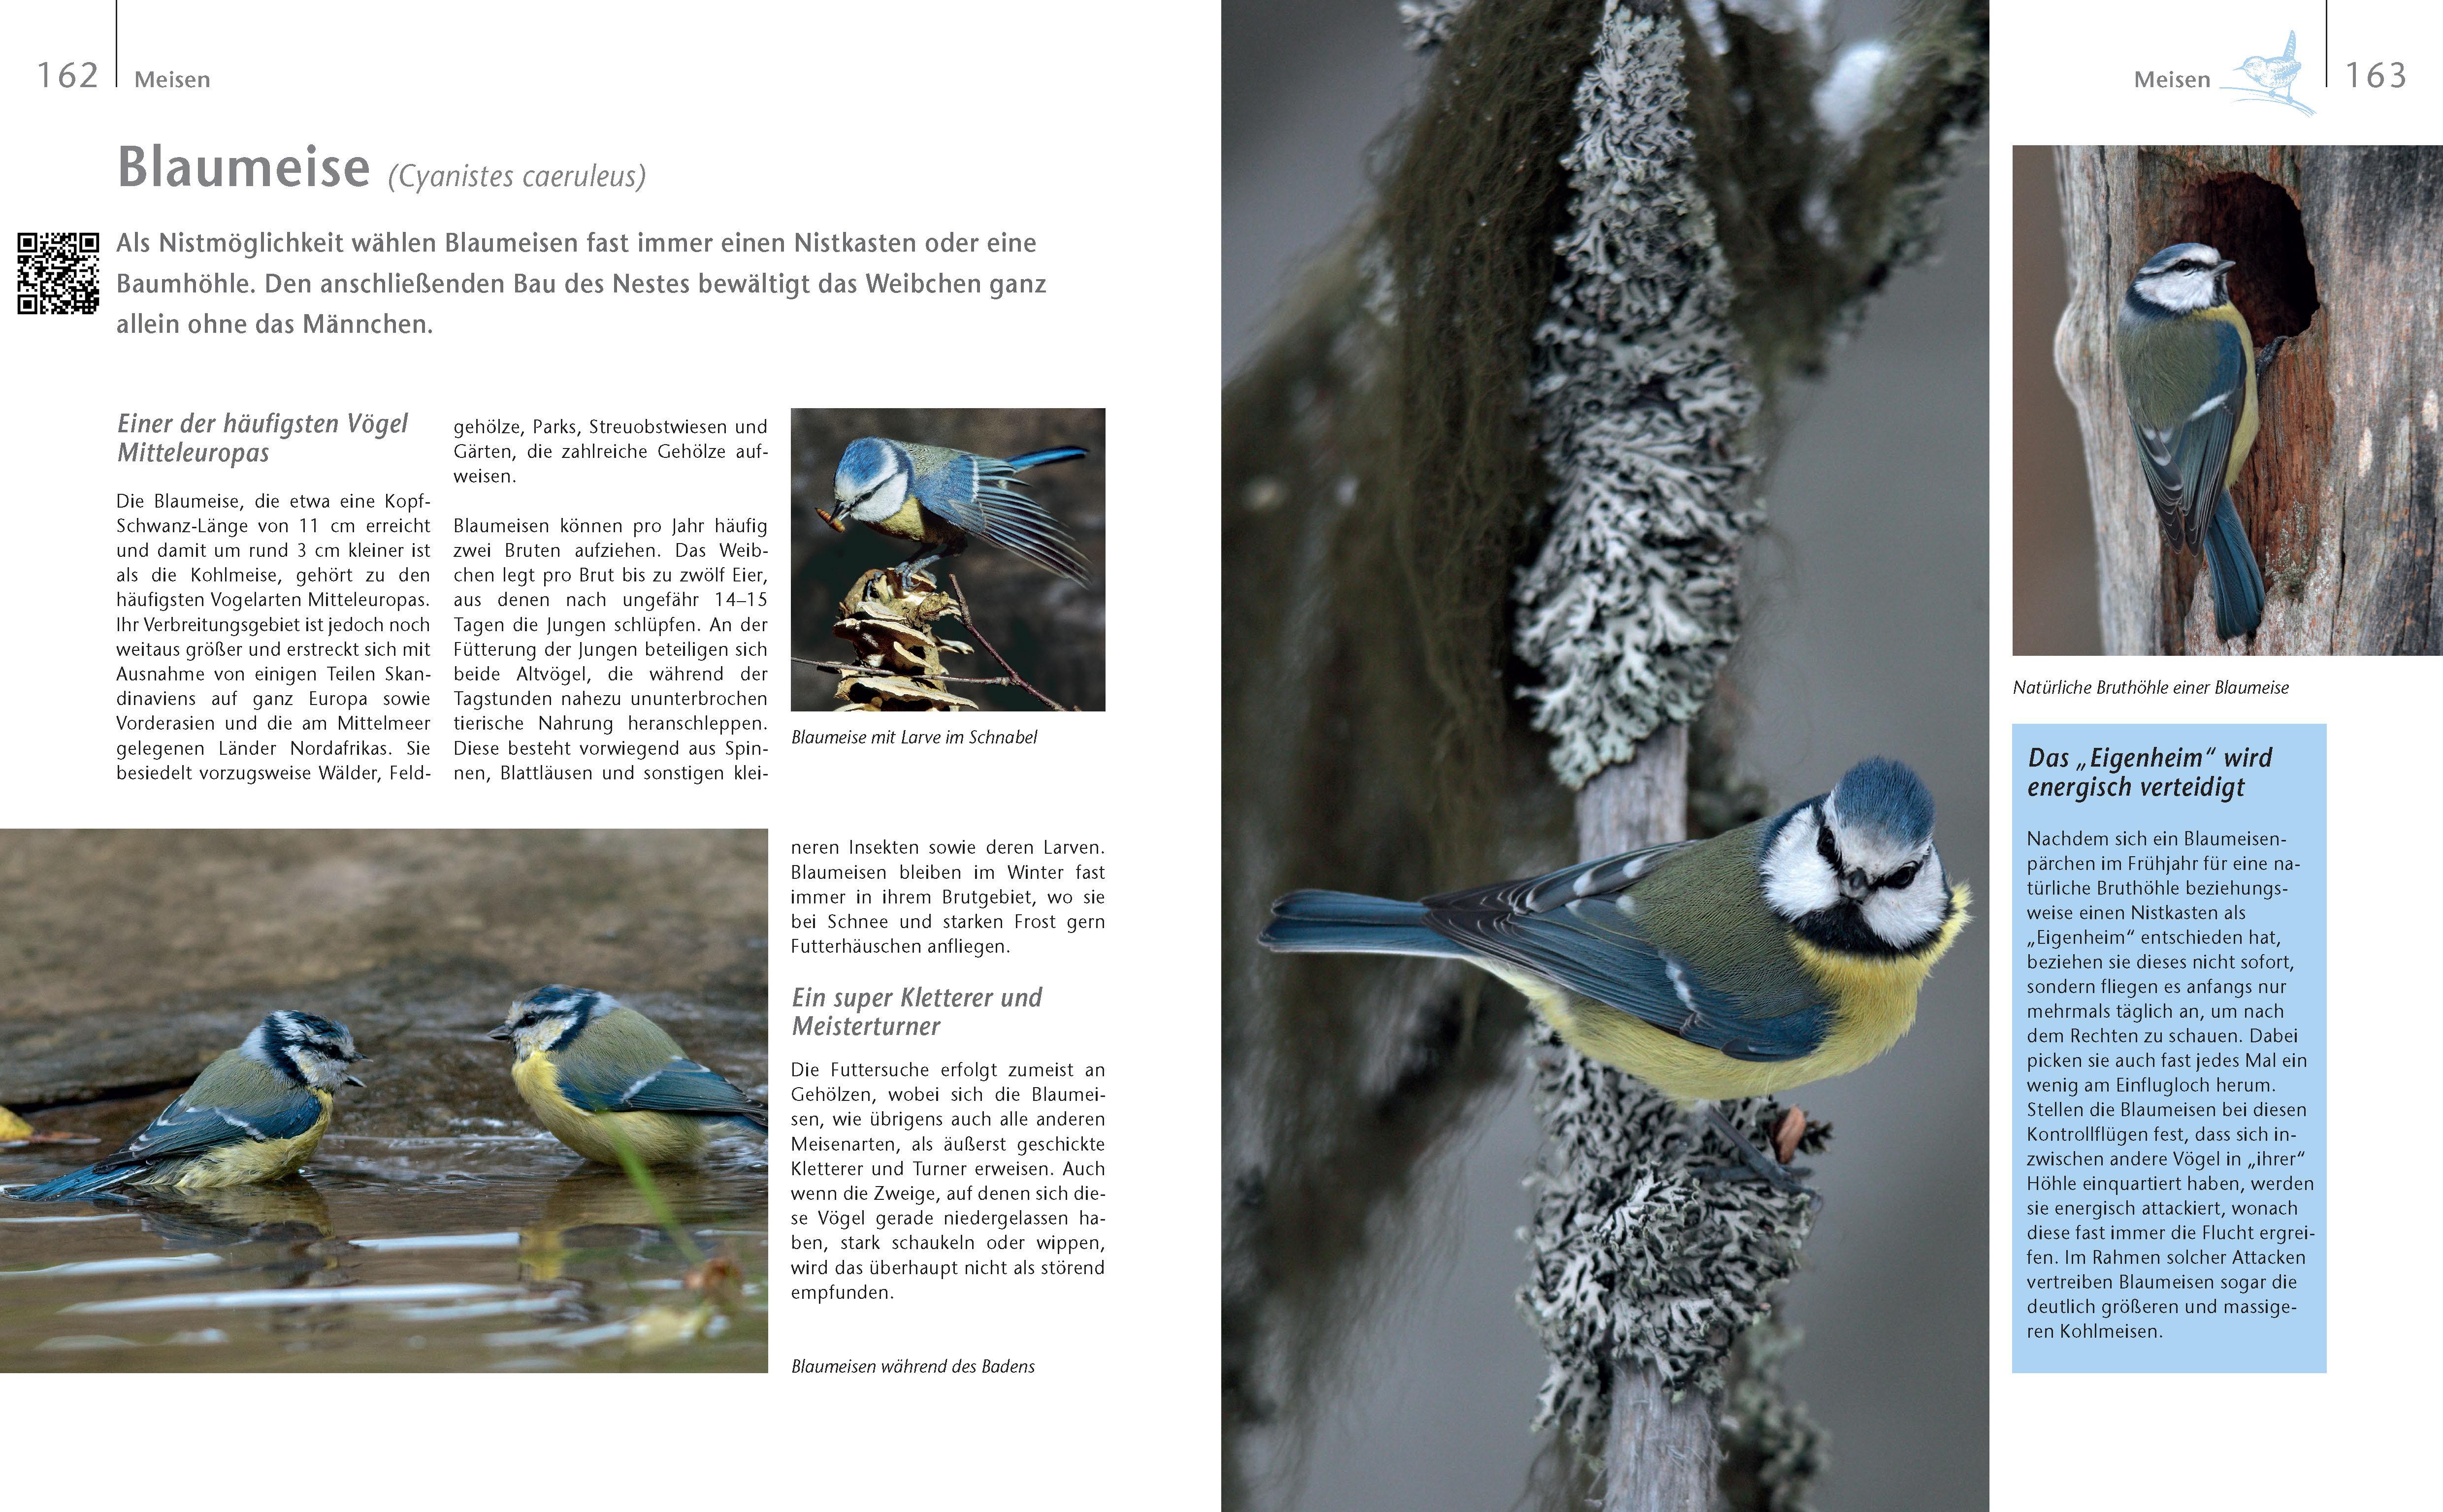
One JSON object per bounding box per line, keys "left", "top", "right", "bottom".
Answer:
{"left": 2052, "top": 145, "right": 2443, "bottom": 655}
{"left": 1575, "top": 728, "right": 1718, "bottom": 1512}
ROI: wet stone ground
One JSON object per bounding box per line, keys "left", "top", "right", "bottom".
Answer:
{"left": 0, "top": 958, "right": 767, "bottom": 1371}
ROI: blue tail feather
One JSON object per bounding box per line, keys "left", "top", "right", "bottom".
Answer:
{"left": 1260, "top": 890, "right": 1461, "bottom": 957}
{"left": 8, "top": 1161, "right": 141, "bottom": 1202}
{"left": 1004, "top": 446, "right": 1087, "bottom": 471}
{"left": 2205, "top": 491, "right": 2264, "bottom": 640}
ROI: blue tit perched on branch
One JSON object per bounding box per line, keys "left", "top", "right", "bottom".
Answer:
{"left": 5, "top": 1012, "right": 365, "bottom": 1201}
{"left": 491, "top": 985, "right": 766, "bottom": 1167}
{"left": 1260, "top": 758, "right": 1969, "bottom": 1188}
{"left": 2116, "top": 242, "right": 2285, "bottom": 641}
{"left": 817, "top": 437, "right": 1090, "bottom": 584}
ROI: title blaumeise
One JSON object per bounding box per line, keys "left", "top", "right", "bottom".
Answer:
{"left": 121, "top": 144, "right": 369, "bottom": 188}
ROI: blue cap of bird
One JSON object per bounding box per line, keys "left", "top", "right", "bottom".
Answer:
{"left": 823, "top": 436, "right": 912, "bottom": 532}
{"left": 489, "top": 983, "right": 607, "bottom": 1052}
{"left": 1759, "top": 756, "right": 1948, "bottom": 953}
{"left": 246, "top": 1009, "right": 369, "bottom": 1089}
{"left": 2129, "top": 243, "right": 2235, "bottom": 315}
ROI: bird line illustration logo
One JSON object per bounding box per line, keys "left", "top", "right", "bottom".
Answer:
{"left": 2230, "top": 30, "right": 2314, "bottom": 115}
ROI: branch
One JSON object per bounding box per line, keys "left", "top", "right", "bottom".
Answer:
{"left": 1221, "top": 2, "right": 1985, "bottom": 1505}
{"left": 949, "top": 572, "right": 1072, "bottom": 711}
{"left": 790, "top": 656, "right": 1045, "bottom": 692}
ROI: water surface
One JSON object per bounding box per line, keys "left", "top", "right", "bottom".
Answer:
{"left": 0, "top": 1131, "right": 766, "bottom": 1372}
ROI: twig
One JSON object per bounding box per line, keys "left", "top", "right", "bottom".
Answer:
{"left": 948, "top": 572, "right": 1071, "bottom": 711}
{"left": 791, "top": 655, "right": 1042, "bottom": 690}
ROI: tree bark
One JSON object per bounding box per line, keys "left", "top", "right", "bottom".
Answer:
{"left": 1574, "top": 726, "right": 1717, "bottom": 1512}
{"left": 2052, "top": 145, "right": 2443, "bottom": 654}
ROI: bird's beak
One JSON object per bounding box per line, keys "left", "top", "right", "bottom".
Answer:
{"left": 2215, "top": 259, "right": 2236, "bottom": 273}
{"left": 343, "top": 1074, "right": 366, "bottom": 1088}
{"left": 486, "top": 1024, "right": 516, "bottom": 1042}
{"left": 816, "top": 507, "right": 847, "bottom": 533}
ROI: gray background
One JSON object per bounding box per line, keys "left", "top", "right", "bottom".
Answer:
{"left": 1227, "top": 3, "right": 1989, "bottom": 1508}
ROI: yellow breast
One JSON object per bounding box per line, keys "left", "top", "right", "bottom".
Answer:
{"left": 1503, "top": 883, "right": 1972, "bottom": 1102}
{"left": 2209, "top": 302, "right": 2260, "bottom": 486}
{"left": 864, "top": 496, "right": 931, "bottom": 544}
{"left": 512, "top": 1049, "right": 711, "bottom": 1167}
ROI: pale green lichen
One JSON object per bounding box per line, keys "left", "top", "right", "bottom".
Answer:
{"left": 1513, "top": 5, "right": 1761, "bottom": 788}
{"left": 1516, "top": 1023, "right": 1818, "bottom": 1443}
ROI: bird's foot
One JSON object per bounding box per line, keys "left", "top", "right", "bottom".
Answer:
{"left": 2255, "top": 333, "right": 2292, "bottom": 380}
{"left": 1697, "top": 1105, "right": 1820, "bottom": 1203}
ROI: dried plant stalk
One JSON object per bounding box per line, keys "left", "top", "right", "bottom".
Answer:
{"left": 830, "top": 569, "right": 977, "bottom": 712}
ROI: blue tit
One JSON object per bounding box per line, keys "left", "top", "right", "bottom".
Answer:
{"left": 817, "top": 436, "right": 1089, "bottom": 583}
{"left": 5, "top": 1011, "right": 365, "bottom": 1201}
{"left": 490, "top": 985, "right": 766, "bottom": 1167}
{"left": 2115, "top": 241, "right": 2280, "bottom": 641}
{"left": 1260, "top": 758, "right": 1969, "bottom": 1187}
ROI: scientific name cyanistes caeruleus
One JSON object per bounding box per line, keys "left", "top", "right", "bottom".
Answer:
{"left": 1261, "top": 759, "right": 1969, "bottom": 1182}
{"left": 2115, "top": 241, "right": 2279, "bottom": 641}
{"left": 5, "top": 1011, "right": 366, "bottom": 1201}
{"left": 817, "top": 437, "right": 1090, "bottom": 584}
{"left": 491, "top": 985, "right": 767, "bottom": 1167}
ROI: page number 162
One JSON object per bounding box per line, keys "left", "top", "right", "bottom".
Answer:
{"left": 39, "top": 61, "right": 100, "bottom": 88}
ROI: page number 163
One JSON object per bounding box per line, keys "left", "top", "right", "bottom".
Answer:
{"left": 2346, "top": 62, "right": 2408, "bottom": 88}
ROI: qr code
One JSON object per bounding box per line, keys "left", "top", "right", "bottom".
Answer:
{"left": 17, "top": 231, "right": 100, "bottom": 315}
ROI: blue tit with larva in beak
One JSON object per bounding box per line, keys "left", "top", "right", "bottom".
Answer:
{"left": 5, "top": 1012, "right": 366, "bottom": 1201}
{"left": 491, "top": 985, "right": 767, "bottom": 1167}
{"left": 1260, "top": 758, "right": 1969, "bottom": 1191}
{"left": 2115, "top": 242, "right": 2285, "bottom": 641}
{"left": 819, "top": 437, "right": 1090, "bottom": 585}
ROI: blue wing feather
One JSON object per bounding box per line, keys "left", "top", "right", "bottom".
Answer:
{"left": 7, "top": 1086, "right": 325, "bottom": 1201}
{"left": 910, "top": 452, "right": 1089, "bottom": 581}
{"left": 558, "top": 1057, "right": 767, "bottom": 1130}
{"left": 1422, "top": 849, "right": 1834, "bottom": 1063}
{"left": 2129, "top": 318, "right": 2245, "bottom": 550}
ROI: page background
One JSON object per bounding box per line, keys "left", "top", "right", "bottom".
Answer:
{"left": 1, "top": 2, "right": 1218, "bottom": 1504}
{"left": 1990, "top": 3, "right": 2438, "bottom": 1503}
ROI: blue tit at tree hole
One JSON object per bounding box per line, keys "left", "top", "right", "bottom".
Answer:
{"left": 1260, "top": 758, "right": 1968, "bottom": 1188}
{"left": 818, "top": 437, "right": 1089, "bottom": 583}
{"left": 2116, "top": 242, "right": 2280, "bottom": 641}
{"left": 491, "top": 985, "right": 767, "bottom": 1166}
{"left": 5, "top": 1012, "right": 365, "bottom": 1201}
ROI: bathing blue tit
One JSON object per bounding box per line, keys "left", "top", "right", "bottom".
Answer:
{"left": 2115, "top": 242, "right": 2274, "bottom": 641}
{"left": 5, "top": 1012, "right": 365, "bottom": 1201}
{"left": 1260, "top": 758, "right": 1970, "bottom": 1187}
{"left": 818, "top": 436, "right": 1090, "bottom": 584}
{"left": 491, "top": 985, "right": 767, "bottom": 1167}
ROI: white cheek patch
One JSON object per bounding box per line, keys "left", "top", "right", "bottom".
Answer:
{"left": 1859, "top": 854, "right": 1949, "bottom": 949}
{"left": 1759, "top": 811, "right": 1841, "bottom": 918}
